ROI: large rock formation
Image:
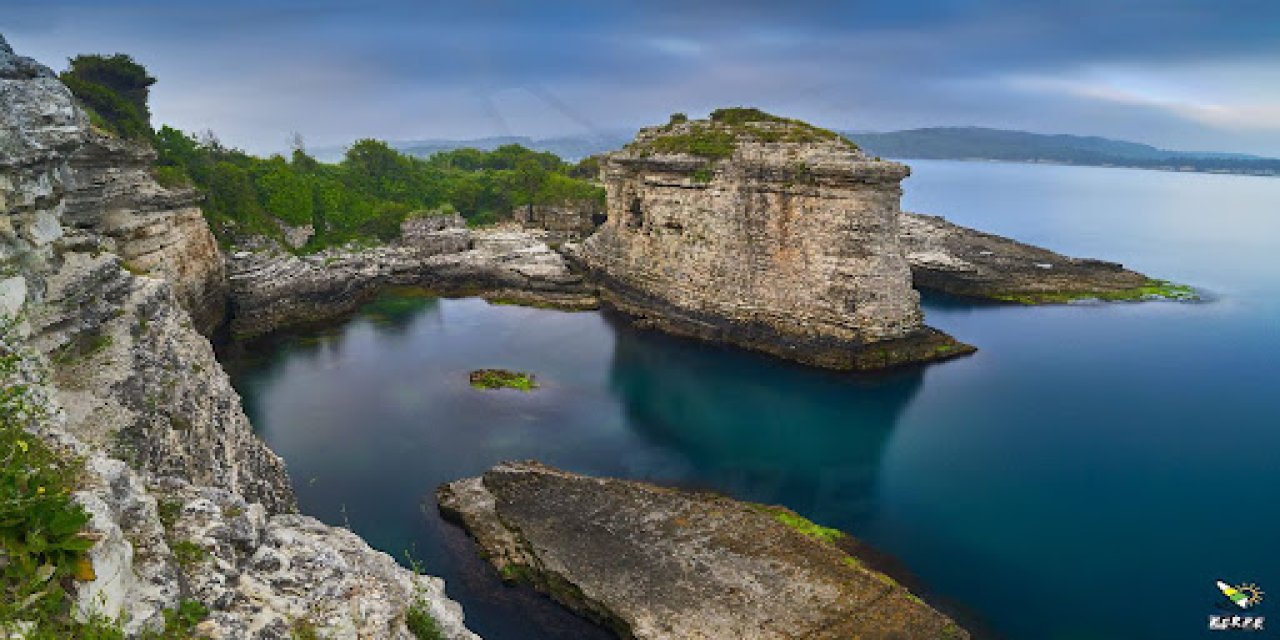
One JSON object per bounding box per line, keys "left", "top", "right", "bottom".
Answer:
{"left": 900, "top": 211, "right": 1194, "bottom": 303}
{"left": 438, "top": 461, "right": 968, "bottom": 640}
{"left": 227, "top": 217, "right": 597, "bottom": 337}
{"left": 579, "top": 110, "right": 973, "bottom": 370}
{"left": 1, "top": 34, "right": 477, "bottom": 638}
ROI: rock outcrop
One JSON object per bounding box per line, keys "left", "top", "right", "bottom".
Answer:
{"left": 1, "top": 34, "right": 478, "bottom": 638}
{"left": 578, "top": 111, "right": 973, "bottom": 370}
{"left": 512, "top": 201, "right": 602, "bottom": 242}
{"left": 62, "top": 132, "right": 228, "bottom": 334}
{"left": 900, "top": 212, "right": 1193, "bottom": 303}
{"left": 438, "top": 461, "right": 968, "bottom": 640}
{"left": 227, "top": 218, "right": 596, "bottom": 337}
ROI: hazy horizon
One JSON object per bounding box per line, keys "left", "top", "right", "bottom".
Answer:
{"left": 6, "top": 1, "right": 1279, "bottom": 157}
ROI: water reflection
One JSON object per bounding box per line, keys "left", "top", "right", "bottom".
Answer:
{"left": 607, "top": 317, "right": 924, "bottom": 526}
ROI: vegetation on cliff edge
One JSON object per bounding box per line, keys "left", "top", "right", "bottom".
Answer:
{"left": 0, "top": 320, "right": 210, "bottom": 638}
{"left": 626, "top": 107, "right": 859, "bottom": 161}
{"left": 60, "top": 52, "right": 604, "bottom": 252}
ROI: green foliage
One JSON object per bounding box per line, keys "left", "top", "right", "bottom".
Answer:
{"left": 289, "top": 618, "right": 320, "bottom": 640}
{"left": 170, "top": 540, "right": 209, "bottom": 570}
{"left": 631, "top": 107, "right": 854, "bottom": 161}
{"left": 468, "top": 369, "right": 537, "bottom": 392}
{"left": 751, "top": 505, "right": 846, "bottom": 544}
{"left": 708, "top": 107, "right": 790, "bottom": 126}
{"left": 0, "top": 323, "right": 99, "bottom": 637}
{"left": 154, "top": 129, "right": 604, "bottom": 251}
{"left": 405, "top": 601, "right": 444, "bottom": 640}
{"left": 59, "top": 54, "right": 155, "bottom": 139}
{"left": 145, "top": 600, "right": 209, "bottom": 640}
{"left": 989, "top": 279, "right": 1199, "bottom": 305}
{"left": 668, "top": 112, "right": 689, "bottom": 125}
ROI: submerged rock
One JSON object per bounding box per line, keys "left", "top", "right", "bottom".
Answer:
{"left": 438, "top": 461, "right": 968, "bottom": 640}
{"left": 579, "top": 109, "right": 973, "bottom": 370}
{"left": 900, "top": 212, "right": 1193, "bottom": 303}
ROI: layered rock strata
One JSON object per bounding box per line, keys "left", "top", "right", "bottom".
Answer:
{"left": 900, "top": 212, "right": 1189, "bottom": 303}
{"left": 438, "top": 461, "right": 968, "bottom": 640}
{"left": 227, "top": 219, "right": 596, "bottom": 337}
{"left": 579, "top": 114, "right": 973, "bottom": 370}
{"left": 62, "top": 132, "right": 228, "bottom": 334}
{"left": 1, "top": 34, "right": 477, "bottom": 638}
{"left": 512, "top": 201, "right": 602, "bottom": 242}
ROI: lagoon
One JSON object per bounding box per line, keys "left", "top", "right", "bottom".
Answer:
{"left": 222, "top": 160, "right": 1280, "bottom": 639}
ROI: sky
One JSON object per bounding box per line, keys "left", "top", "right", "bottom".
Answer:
{"left": 5, "top": 0, "right": 1280, "bottom": 156}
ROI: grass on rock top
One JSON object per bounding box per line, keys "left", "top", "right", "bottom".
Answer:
{"left": 626, "top": 107, "right": 859, "bottom": 161}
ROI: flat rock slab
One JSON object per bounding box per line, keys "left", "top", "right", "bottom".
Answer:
{"left": 438, "top": 461, "right": 968, "bottom": 640}
{"left": 900, "top": 212, "right": 1163, "bottom": 302}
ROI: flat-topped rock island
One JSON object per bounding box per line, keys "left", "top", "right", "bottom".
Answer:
{"left": 577, "top": 109, "right": 975, "bottom": 370}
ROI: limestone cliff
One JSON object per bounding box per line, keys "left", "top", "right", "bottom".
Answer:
{"left": 579, "top": 110, "right": 973, "bottom": 370}
{"left": 439, "top": 461, "right": 968, "bottom": 640}
{"left": 64, "top": 132, "right": 228, "bottom": 334}
{"left": 1, "top": 34, "right": 477, "bottom": 638}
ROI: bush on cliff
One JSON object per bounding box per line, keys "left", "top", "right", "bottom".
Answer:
{"left": 59, "top": 54, "right": 155, "bottom": 140}
{"left": 153, "top": 128, "right": 604, "bottom": 250}
{"left": 60, "top": 51, "right": 605, "bottom": 251}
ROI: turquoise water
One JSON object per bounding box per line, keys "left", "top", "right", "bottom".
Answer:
{"left": 222, "top": 161, "right": 1280, "bottom": 639}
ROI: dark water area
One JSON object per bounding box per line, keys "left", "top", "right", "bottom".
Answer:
{"left": 221, "top": 160, "right": 1280, "bottom": 640}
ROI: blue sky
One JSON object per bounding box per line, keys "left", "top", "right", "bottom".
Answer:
{"left": 5, "top": 0, "right": 1279, "bottom": 156}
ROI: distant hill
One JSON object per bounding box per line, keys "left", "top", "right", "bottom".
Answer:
{"left": 311, "top": 126, "right": 1279, "bottom": 177}
{"left": 311, "top": 133, "right": 630, "bottom": 163}
{"left": 847, "top": 127, "right": 1280, "bottom": 176}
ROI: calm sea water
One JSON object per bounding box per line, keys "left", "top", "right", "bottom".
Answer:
{"left": 221, "top": 161, "right": 1280, "bottom": 640}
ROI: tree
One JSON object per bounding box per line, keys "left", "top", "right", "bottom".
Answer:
{"left": 59, "top": 54, "right": 156, "bottom": 139}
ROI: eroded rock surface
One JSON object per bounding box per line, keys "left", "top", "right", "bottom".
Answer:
{"left": 227, "top": 218, "right": 596, "bottom": 337}
{"left": 1, "top": 34, "right": 478, "bottom": 638}
{"left": 900, "top": 212, "right": 1181, "bottom": 303}
{"left": 579, "top": 112, "right": 973, "bottom": 370}
{"left": 63, "top": 132, "right": 228, "bottom": 334}
{"left": 438, "top": 461, "right": 967, "bottom": 640}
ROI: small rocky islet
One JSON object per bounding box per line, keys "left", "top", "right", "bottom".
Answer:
{"left": 1, "top": 33, "right": 1192, "bottom": 639}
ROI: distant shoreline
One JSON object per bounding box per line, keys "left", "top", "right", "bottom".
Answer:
{"left": 890, "top": 156, "right": 1279, "bottom": 178}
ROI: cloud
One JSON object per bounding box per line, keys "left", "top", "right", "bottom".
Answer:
{"left": 3, "top": 0, "right": 1279, "bottom": 155}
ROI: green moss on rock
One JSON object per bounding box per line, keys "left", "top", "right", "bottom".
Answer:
{"left": 469, "top": 369, "right": 537, "bottom": 392}
{"left": 990, "top": 279, "right": 1198, "bottom": 305}
{"left": 626, "top": 107, "right": 858, "bottom": 161}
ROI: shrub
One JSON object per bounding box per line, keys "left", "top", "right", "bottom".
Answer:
{"left": 0, "top": 322, "right": 98, "bottom": 637}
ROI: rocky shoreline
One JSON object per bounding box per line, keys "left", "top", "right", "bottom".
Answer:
{"left": 900, "top": 212, "right": 1194, "bottom": 303}
{"left": 438, "top": 461, "right": 969, "bottom": 640}
{"left": 1, "top": 35, "right": 479, "bottom": 638}
{"left": 226, "top": 221, "right": 596, "bottom": 338}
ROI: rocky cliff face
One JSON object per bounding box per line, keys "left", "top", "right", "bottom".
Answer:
{"left": 579, "top": 113, "right": 973, "bottom": 370}
{"left": 228, "top": 218, "right": 596, "bottom": 337}
{"left": 512, "top": 201, "right": 601, "bottom": 242}
{"left": 63, "top": 132, "right": 228, "bottom": 334}
{"left": 1, "top": 34, "right": 477, "bottom": 638}
{"left": 439, "top": 461, "right": 968, "bottom": 640}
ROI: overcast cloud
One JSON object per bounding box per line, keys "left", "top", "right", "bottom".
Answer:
{"left": 5, "top": 0, "right": 1279, "bottom": 155}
